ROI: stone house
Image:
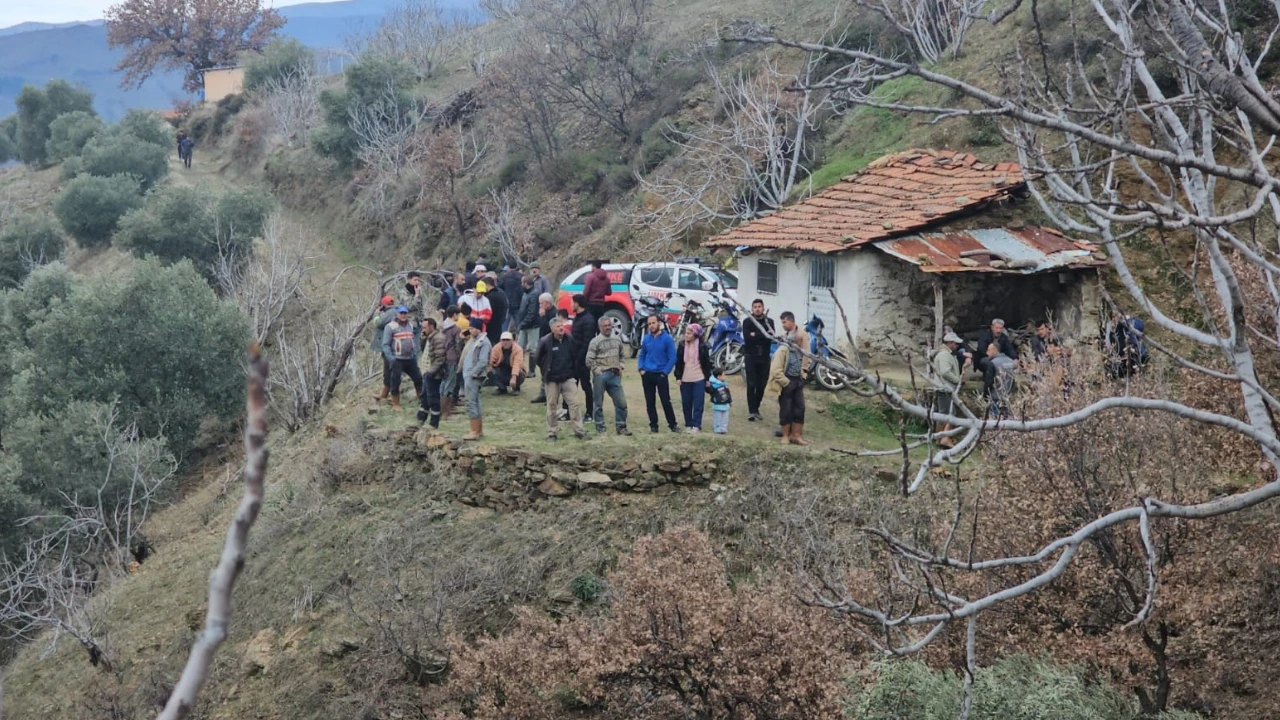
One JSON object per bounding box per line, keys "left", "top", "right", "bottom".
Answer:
{"left": 701, "top": 149, "right": 1106, "bottom": 359}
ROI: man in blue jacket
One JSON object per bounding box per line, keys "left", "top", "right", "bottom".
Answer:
{"left": 637, "top": 314, "right": 679, "bottom": 433}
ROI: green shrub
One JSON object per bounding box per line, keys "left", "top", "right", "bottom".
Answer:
{"left": 313, "top": 56, "right": 417, "bottom": 167}
{"left": 115, "top": 185, "right": 270, "bottom": 282}
{"left": 2, "top": 258, "right": 249, "bottom": 455}
{"left": 245, "top": 38, "right": 315, "bottom": 91}
{"left": 114, "top": 109, "right": 175, "bottom": 148}
{"left": 0, "top": 214, "right": 66, "bottom": 288}
{"left": 0, "top": 131, "right": 13, "bottom": 164}
{"left": 637, "top": 122, "right": 677, "bottom": 173}
{"left": 570, "top": 573, "right": 606, "bottom": 603}
{"left": 59, "top": 155, "right": 84, "bottom": 180}
{"left": 54, "top": 174, "right": 144, "bottom": 248}
{"left": 43, "top": 110, "right": 102, "bottom": 163}
{"left": 849, "top": 656, "right": 1201, "bottom": 720}
{"left": 80, "top": 131, "right": 170, "bottom": 189}
{"left": 13, "top": 79, "right": 95, "bottom": 165}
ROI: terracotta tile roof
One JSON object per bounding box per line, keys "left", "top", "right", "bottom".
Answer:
{"left": 703, "top": 149, "right": 1026, "bottom": 253}
{"left": 873, "top": 226, "right": 1106, "bottom": 274}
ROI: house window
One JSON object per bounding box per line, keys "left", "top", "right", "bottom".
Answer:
{"left": 810, "top": 256, "right": 835, "bottom": 288}
{"left": 757, "top": 259, "right": 779, "bottom": 295}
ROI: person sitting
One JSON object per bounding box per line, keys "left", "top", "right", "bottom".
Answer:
{"left": 488, "top": 331, "right": 526, "bottom": 394}
{"left": 1030, "top": 320, "right": 1066, "bottom": 362}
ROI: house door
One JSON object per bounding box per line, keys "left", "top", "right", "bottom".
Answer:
{"left": 807, "top": 255, "right": 837, "bottom": 329}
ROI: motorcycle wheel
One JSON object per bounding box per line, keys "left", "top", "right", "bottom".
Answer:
{"left": 815, "top": 362, "right": 851, "bottom": 391}
{"left": 715, "top": 342, "right": 746, "bottom": 375}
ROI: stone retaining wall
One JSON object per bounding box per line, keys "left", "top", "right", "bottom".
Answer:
{"left": 395, "top": 428, "right": 721, "bottom": 511}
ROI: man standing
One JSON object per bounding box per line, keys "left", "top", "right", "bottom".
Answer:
{"left": 586, "top": 317, "right": 631, "bottom": 435}
{"left": 530, "top": 292, "right": 555, "bottom": 404}
{"left": 535, "top": 318, "right": 587, "bottom": 441}
{"left": 528, "top": 261, "right": 552, "bottom": 297}
{"left": 742, "top": 298, "right": 775, "bottom": 422}
{"left": 499, "top": 266, "right": 525, "bottom": 328}
{"left": 371, "top": 294, "right": 397, "bottom": 403}
{"left": 637, "top": 314, "right": 679, "bottom": 433}
{"left": 571, "top": 294, "right": 597, "bottom": 415}
{"left": 580, "top": 260, "right": 611, "bottom": 320}
{"left": 768, "top": 311, "right": 811, "bottom": 446}
{"left": 460, "top": 281, "right": 493, "bottom": 329}
{"left": 461, "top": 320, "right": 492, "bottom": 440}
{"left": 932, "top": 332, "right": 964, "bottom": 447}
{"left": 439, "top": 305, "right": 464, "bottom": 419}
{"left": 484, "top": 273, "right": 508, "bottom": 346}
{"left": 488, "top": 332, "right": 526, "bottom": 394}
{"left": 418, "top": 318, "right": 447, "bottom": 429}
{"left": 516, "top": 277, "right": 540, "bottom": 369}
{"left": 381, "top": 306, "right": 423, "bottom": 410}
{"left": 398, "top": 271, "right": 425, "bottom": 325}
{"left": 437, "top": 271, "right": 466, "bottom": 318}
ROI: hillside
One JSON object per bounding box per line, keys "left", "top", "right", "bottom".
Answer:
{"left": 3, "top": 0, "right": 1280, "bottom": 717}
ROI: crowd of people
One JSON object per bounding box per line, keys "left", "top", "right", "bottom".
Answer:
{"left": 370, "top": 259, "right": 819, "bottom": 445}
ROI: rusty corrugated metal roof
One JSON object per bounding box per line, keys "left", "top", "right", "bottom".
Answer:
{"left": 703, "top": 149, "right": 1025, "bottom": 253}
{"left": 873, "top": 226, "right": 1106, "bottom": 274}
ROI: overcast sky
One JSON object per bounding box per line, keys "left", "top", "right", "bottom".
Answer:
{"left": 0, "top": 0, "right": 345, "bottom": 30}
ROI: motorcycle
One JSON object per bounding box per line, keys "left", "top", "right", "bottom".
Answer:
{"left": 805, "top": 315, "right": 854, "bottom": 391}
{"left": 628, "top": 285, "right": 670, "bottom": 358}
{"left": 707, "top": 297, "right": 745, "bottom": 375}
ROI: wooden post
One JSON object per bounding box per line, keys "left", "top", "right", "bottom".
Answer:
{"left": 933, "top": 278, "right": 944, "bottom": 348}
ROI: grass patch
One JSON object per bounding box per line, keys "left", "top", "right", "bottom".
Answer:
{"left": 830, "top": 399, "right": 928, "bottom": 435}
{"left": 804, "top": 76, "right": 932, "bottom": 193}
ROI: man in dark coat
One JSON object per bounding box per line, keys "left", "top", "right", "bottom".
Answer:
{"left": 580, "top": 260, "right": 611, "bottom": 320}
{"left": 571, "top": 293, "right": 597, "bottom": 415}
{"left": 975, "top": 317, "right": 1018, "bottom": 389}
{"left": 485, "top": 274, "right": 509, "bottom": 346}
{"left": 498, "top": 266, "right": 525, "bottom": 328}
{"left": 742, "top": 298, "right": 775, "bottom": 422}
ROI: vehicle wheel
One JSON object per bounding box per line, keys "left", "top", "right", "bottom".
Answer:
{"left": 815, "top": 362, "right": 851, "bottom": 391}
{"left": 715, "top": 342, "right": 745, "bottom": 375}
{"left": 603, "top": 308, "right": 631, "bottom": 340}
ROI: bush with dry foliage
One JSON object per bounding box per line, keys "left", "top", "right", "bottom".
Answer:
{"left": 435, "top": 527, "right": 852, "bottom": 719}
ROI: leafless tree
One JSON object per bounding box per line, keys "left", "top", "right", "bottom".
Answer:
{"left": 349, "top": 81, "right": 435, "bottom": 222}
{"left": 724, "top": 0, "right": 1280, "bottom": 707}
{"left": 636, "top": 55, "right": 844, "bottom": 246}
{"left": 479, "top": 188, "right": 530, "bottom": 268}
{"left": 855, "top": 0, "right": 983, "bottom": 63}
{"left": 215, "top": 213, "right": 312, "bottom": 346}
{"left": 490, "top": 0, "right": 654, "bottom": 138}
{"left": 157, "top": 345, "right": 269, "bottom": 720}
{"left": 352, "top": 0, "right": 474, "bottom": 77}
{"left": 268, "top": 313, "right": 368, "bottom": 432}
{"left": 257, "top": 65, "right": 323, "bottom": 146}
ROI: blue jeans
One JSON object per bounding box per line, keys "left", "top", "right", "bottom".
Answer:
{"left": 680, "top": 380, "right": 706, "bottom": 429}
{"left": 464, "top": 376, "right": 483, "bottom": 419}
{"left": 592, "top": 369, "right": 629, "bottom": 430}
{"left": 713, "top": 407, "right": 729, "bottom": 434}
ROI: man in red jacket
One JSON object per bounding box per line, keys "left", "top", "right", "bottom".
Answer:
{"left": 581, "top": 260, "right": 611, "bottom": 320}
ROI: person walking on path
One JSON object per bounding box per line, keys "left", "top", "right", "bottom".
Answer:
{"left": 581, "top": 260, "right": 611, "bottom": 319}
{"left": 488, "top": 331, "right": 526, "bottom": 394}
{"left": 586, "top": 317, "right": 631, "bottom": 435}
{"left": 675, "top": 323, "right": 712, "bottom": 433}
{"left": 535, "top": 318, "right": 587, "bottom": 441}
{"left": 528, "top": 262, "right": 552, "bottom": 298}
{"left": 371, "top": 294, "right": 397, "bottom": 404}
{"left": 931, "top": 331, "right": 964, "bottom": 448}
{"left": 769, "top": 311, "right": 811, "bottom": 446}
{"left": 708, "top": 367, "right": 732, "bottom": 435}
{"left": 179, "top": 135, "right": 194, "bottom": 168}
{"left": 382, "top": 306, "right": 423, "bottom": 410}
{"left": 570, "top": 294, "right": 597, "bottom": 416}
{"left": 461, "top": 320, "right": 492, "bottom": 440}
{"left": 418, "top": 317, "right": 447, "bottom": 429}
{"left": 742, "top": 298, "right": 775, "bottom": 422}
{"left": 637, "top": 314, "right": 679, "bottom": 433}
{"left": 516, "top": 277, "right": 540, "bottom": 370}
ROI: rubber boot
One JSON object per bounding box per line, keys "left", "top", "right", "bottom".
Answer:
{"left": 789, "top": 423, "right": 811, "bottom": 446}
{"left": 779, "top": 424, "right": 791, "bottom": 444}
{"left": 374, "top": 385, "right": 389, "bottom": 402}
{"left": 463, "top": 418, "right": 483, "bottom": 440}
{"left": 389, "top": 394, "right": 402, "bottom": 410}
{"left": 441, "top": 397, "right": 454, "bottom": 419}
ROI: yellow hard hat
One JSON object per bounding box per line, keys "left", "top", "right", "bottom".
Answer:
{"left": 475, "top": 281, "right": 489, "bottom": 293}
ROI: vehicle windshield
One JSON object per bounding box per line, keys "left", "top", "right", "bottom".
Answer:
{"left": 710, "top": 268, "right": 738, "bottom": 289}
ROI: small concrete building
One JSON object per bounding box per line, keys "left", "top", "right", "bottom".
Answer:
{"left": 201, "top": 66, "right": 245, "bottom": 103}
{"left": 702, "top": 149, "right": 1105, "bottom": 360}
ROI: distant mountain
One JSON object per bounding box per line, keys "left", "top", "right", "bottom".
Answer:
{"left": 0, "top": 0, "right": 479, "bottom": 121}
